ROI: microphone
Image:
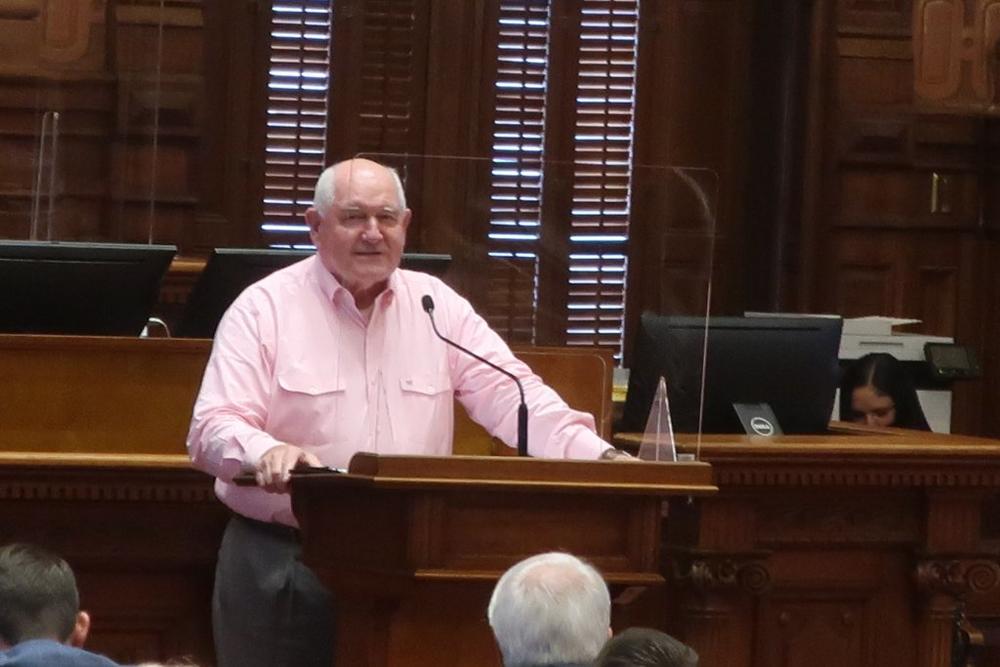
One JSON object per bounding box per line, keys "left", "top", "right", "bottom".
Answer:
{"left": 421, "top": 295, "right": 529, "bottom": 457}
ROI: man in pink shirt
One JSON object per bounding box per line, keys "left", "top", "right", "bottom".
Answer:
{"left": 187, "top": 158, "right": 623, "bottom": 667}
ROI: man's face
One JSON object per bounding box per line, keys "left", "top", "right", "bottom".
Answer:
{"left": 307, "top": 161, "right": 411, "bottom": 299}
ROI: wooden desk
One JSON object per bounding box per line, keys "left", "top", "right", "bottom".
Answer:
{"left": 0, "top": 334, "right": 615, "bottom": 665}
{"left": 0, "top": 452, "right": 227, "bottom": 666}
{"left": 294, "top": 454, "right": 715, "bottom": 666}
{"left": 0, "top": 334, "right": 614, "bottom": 456}
{"left": 617, "top": 428, "right": 1000, "bottom": 667}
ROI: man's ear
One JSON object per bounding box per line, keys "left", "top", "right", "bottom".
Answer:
{"left": 305, "top": 207, "right": 323, "bottom": 239}
{"left": 68, "top": 610, "right": 90, "bottom": 648}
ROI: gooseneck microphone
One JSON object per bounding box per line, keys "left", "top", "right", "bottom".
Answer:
{"left": 421, "top": 294, "right": 529, "bottom": 457}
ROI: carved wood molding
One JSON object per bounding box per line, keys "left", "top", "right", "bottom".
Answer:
{"left": 668, "top": 551, "right": 772, "bottom": 595}
{"left": 713, "top": 466, "right": 1000, "bottom": 488}
{"left": 915, "top": 558, "right": 1000, "bottom": 597}
{"left": 0, "top": 469, "right": 217, "bottom": 504}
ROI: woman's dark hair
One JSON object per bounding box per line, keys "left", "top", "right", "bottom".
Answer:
{"left": 838, "top": 353, "right": 930, "bottom": 430}
{"left": 594, "top": 627, "right": 699, "bottom": 667}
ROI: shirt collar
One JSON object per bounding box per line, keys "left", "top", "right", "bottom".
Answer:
{"left": 308, "top": 254, "right": 398, "bottom": 308}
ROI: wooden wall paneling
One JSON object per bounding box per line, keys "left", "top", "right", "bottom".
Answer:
{"left": 826, "top": 234, "right": 899, "bottom": 317}
{"left": 191, "top": 0, "right": 264, "bottom": 250}
{"left": 825, "top": 230, "right": 969, "bottom": 333}
{"left": 837, "top": 0, "right": 914, "bottom": 36}
{"left": 912, "top": 0, "right": 964, "bottom": 102}
{"left": 978, "top": 0, "right": 1000, "bottom": 109}
{"left": 912, "top": 0, "right": 1000, "bottom": 112}
{"left": 800, "top": 0, "right": 1000, "bottom": 434}
{"left": 836, "top": 41, "right": 914, "bottom": 108}
{"left": 0, "top": 460, "right": 227, "bottom": 666}
{"left": 741, "top": 0, "right": 813, "bottom": 311}
{"left": 112, "top": 3, "right": 201, "bottom": 247}
{"left": 836, "top": 167, "right": 979, "bottom": 229}
{"left": 626, "top": 0, "right": 754, "bottom": 360}
{"left": 414, "top": 0, "right": 492, "bottom": 304}
{"left": 0, "top": 1, "right": 258, "bottom": 250}
{"left": 793, "top": 0, "right": 838, "bottom": 312}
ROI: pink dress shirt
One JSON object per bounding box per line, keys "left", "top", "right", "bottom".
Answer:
{"left": 187, "top": 255, "right": 612, "bottom": 525}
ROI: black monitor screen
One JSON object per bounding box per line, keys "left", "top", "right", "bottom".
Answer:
{"left": 621, "top": 314, "right": 843, "bottom": 435}
{"left": 0, "top": 241, "right": 176, "bottom": 336}
{"left": 177, "top": 248, "right": 452, "bottom": 338}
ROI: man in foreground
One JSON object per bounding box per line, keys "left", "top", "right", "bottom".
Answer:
{"left": 487, "top": 552, "right": 612, "bottom": 667}
{"left": 188, "top": 158, "right": 627, "bottom": 666}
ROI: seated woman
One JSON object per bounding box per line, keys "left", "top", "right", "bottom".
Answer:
{"left": 839, "top": 352, "right": 930, "bottom": 430}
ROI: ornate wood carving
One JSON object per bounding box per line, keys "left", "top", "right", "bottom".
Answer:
{"left": 669, "top": 552, "right": 772, "bottom": 594}
{"left": 916, "top": 558, "right": 1000, "bottom": 597}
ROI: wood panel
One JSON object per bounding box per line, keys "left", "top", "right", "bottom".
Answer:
{"left": 0, "top": 1, "right": 260, "bottom": 250}
{"left": 617, "top": 428, "right": 1000, "bottom": 667}
{"left": 797, "top": 0, "right": 999, "bottom": 436}
{"left": 0, "top": 334, "right": 614, "bottom": 459}
{"left": 0, "top": 454, "right": 226, "bottom": 666}
{"left": 625, "top": 0, "right": 754, "bottom": 362}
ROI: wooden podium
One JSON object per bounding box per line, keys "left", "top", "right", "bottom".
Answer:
{"left": 290, "top": 453, "right": 716, "bottom": 667}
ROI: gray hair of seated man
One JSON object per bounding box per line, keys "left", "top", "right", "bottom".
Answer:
{"left": 487, "top": 551, "right": 611, "bottom": 667}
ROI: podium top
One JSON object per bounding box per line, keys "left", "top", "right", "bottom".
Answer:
{"left": 289, "top": 453, "right": 715, "bottom": 496}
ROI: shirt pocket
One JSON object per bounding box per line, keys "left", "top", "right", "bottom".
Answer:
{"left": 392, "top": 371, "right": 454, "bottom": 453}
{"left": 277, "top": 366, "right": 344, "bottom": 396}
{"left": 399, "top": 372, "right": 451, "bottom": 397}
{"left": 271, "top": 365, "right": 346, "bottom": 442}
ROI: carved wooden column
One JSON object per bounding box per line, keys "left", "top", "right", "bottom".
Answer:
{"left": 670, "top": 551, "right": 770, "bottom": 667}
{"left": 916, "top": 489, "right": 1000, "bottom": 667}
{"left": 915, "top": 558, "right": 1000, "bottom": 667}
{"left": 665, "top": 497, "right": 770, "bottom": 667}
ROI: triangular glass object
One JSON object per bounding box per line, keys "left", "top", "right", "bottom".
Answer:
{"left": 638, "top": 376, "right": 677, "bottom": 462}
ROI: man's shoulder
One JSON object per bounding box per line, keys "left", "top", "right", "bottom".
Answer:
{"left": 394, "top": 269, "right": 467, "bottom": 305}
{"left": 230, "top": 254, "right": 316, "bottom": 309}
{"left": 0, "top": 640, "right": 121, "bottom": 667}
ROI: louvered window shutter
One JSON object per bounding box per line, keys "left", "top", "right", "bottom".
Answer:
{"left": 487, "top": 0, "right": 639, "bottom": 354}
{"left": 258, "top": 1, "right": 639, "bottom": 354}
{"left": 565, "top": 0, "right": 638, "bottom": 353}
{"left": 354, "top": 1, "right": 420, "bottom": 155}
{"left": 260, "top": 2, "right": 332, "bottom": 249}
{"left": 486, "top": 1, "right": 550, "bottom": 344}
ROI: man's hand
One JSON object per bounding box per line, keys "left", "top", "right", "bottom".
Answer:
{"left": 599, "top": 447, "right": 636, "bottom": 461}
{"left": 255, "top": 444, "right": 323, "bottom": 493}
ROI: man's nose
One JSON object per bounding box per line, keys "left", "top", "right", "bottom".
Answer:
{"left": 360, "top": 216, "right": 383, "bottom": 241}
{"left": 865, "top": 413, "right": 877, "bottom": 426}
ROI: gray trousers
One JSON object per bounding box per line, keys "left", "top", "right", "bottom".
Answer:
{"left": 213, "top": 515, "right": 335, "bottom": 667}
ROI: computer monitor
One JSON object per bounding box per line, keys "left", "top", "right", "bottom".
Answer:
{"left": 176, "top": 248, "right": 452, "bottom": 338}
{"left": 621, "top": 314, "right": 844, "bottom": 434}
{"left": 0, "top": 240, "right": 176, "bottom": 336}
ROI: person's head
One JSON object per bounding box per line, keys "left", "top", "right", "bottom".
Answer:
{"left": 0, "top": 543, "right": 90, "bottom": 649}
{"left": 487, "top": 552, "right": 611, "bottom": 667}
{"left": 305, "top": 158, "right": 411, "bottom": 309}
{"left": 593, "top": 627, "right": 699, "bottom": 667}
{"left": 839, "top": 352, "right": 930, "bottom": 430}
